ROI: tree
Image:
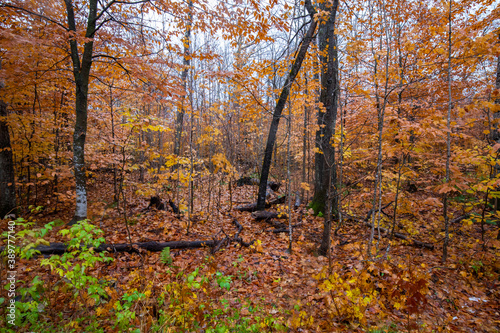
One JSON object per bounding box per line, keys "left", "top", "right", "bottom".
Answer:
{"left": 0, "top": 61, "right": 16, "bottom": 218}
{"left": 63, "top": 0, "right": 98, "bottom": 224}
{"left": 256, "top": 0, "right": 317, "bottom": 211}
{"left": 173, "top": 0, "right": 193, "bottom": 157}
{"left": 496, "top": 33, "right": 500, "bottom": 240}
{"left": 442, "top": 0, "right": 453, "bottom": 262}
{"left": 314, "top": 0, "right": 340, "bottom": 256}
{"left": 492, "top": 32, "right": 500, "bottom": 214}
{"left": 2, "top": 0, "right": 163, "bottom": 224}
{"left": 367, "top": 0, "right": 393, "bottom": 257}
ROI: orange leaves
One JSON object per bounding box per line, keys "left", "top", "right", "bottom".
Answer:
{"left": 2, "top": 0, "right": 500, "bottom": 330}
{"left": 390, "top": 264, "right": 429, "bottom": 316}
{"left": 435, "top": 182, "right": 458, "bottom": 195}
{"left": 422, "top": 197, "right": 443, "bottom": 208}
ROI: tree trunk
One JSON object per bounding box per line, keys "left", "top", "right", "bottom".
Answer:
{"left": 493, "top": 34, "right": 500, "bottom": 140}
{"left": 256, "top": 1, "right": 317, "bottom": 210}
{"left": 0, "top": 97, "right": 16, "bottom": 218}
{"left": 311, "top": 0, "right": 339, "bottom": 219}
{"left": 65, "top": 0, "right": 97, "bottom": 224}
{"left": 313, "top": 0, "right": 340, "bottom": 256}
{"left": 442, "top": 0, "right": 453, "bottom": 262}
{"left": 493, "top": 33, "right": 500, "bottom": 240}
{"left": 109, "top": 84, "right": 118, "bottom": 202}
{"left": 302, "top": 74, "right": 309, "bottom": 202}
{"left": 173, "top": 0, "right": 193, "bottom": 157}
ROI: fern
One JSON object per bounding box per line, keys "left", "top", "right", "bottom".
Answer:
{"left": 160, "top": 247, "right": 172, "bottom": 265}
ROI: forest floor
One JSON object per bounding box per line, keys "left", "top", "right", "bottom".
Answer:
{"left": 2, "top": 172, "right": 500, "bottom": 332}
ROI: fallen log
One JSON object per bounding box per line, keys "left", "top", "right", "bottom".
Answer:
{"left": 3, "top": 217, "right": 255, "bottom": 256}
{"left": 268, "top": 181, "right": 281, "bottom": 191}
{"left": 269, "top": 195, "right": 286, "bottom": 205}
{"left": 380, "top": 227, "right": 434, "bottom": 250}
{"left": 145, "top": 197, "right": 181, "bottom": 215}
{"left": 235, "top": 177, "right": 280, "bottom": 191}
{"left": 168, "top": 199, "right": 180, "bottom": 214}
{"left": 263, "top": 219, "right": 288, "bottom": 229}
{"left": 271, "top": 223, "right": 302, "bottom": 233}
{"left": 266, "top": 185, "right": 275, "bottom": 199}
{"left": 235, "top": 195, "right": 287, "bottom": 212}
{"left": 210, "top": 218, "right": 255, "bottom": 253}
{"left": 231, "top": 219, "right": 254, "bottom": 247}
{"left": 235, "top": 203, "right": 259, "bottom": 212}
{"left": 148, "top": 196, "right": 165, "bottom": 210}
{"left": 450, "top": 214, "right": 468, "bottom": 224}
{"left": 4, "top": 240, "right": 217, "bottom": 256}
{"left": 236, "top": 176, "right": 258, "bottom": 186}
{"left": 252, "top": 211, "right": 280, "bottom": 221}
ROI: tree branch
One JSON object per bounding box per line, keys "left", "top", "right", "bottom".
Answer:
{"left": 0, "top": 4, "right": 68, "bottom": 31}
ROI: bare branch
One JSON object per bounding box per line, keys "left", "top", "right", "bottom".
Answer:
{"left": 0, "top": 4, "right": 68, "bottom": 31}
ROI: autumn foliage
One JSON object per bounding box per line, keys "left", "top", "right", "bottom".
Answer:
{"left": 1, "top": 0, "right": 500, "bottom": 332}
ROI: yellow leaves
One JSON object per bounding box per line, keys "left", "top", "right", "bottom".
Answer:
{"left": 250, "top": 239, "right": 264, "bottom": 253}
{"left": 290, "top": 308, "right": 313, "bottom": 329}
{"left": 197, "top": 125, "right": 222, "bottom": 145}
{"left": 96, "top": 306, "right": 109, "bottom": 317}
{"left": 179, "top": 203, "right": 188, "bottom": 212}
{"left": 277, "top": 204, "right": 289, "bottom": 218}
{"left": 320, "top": 279, "right": 334, "bottom": 291}
{"left": 35, "top": 238, "right": 51, "bottom": 246}
{"left": 314, "top": 267, "right": 328, "bottom": 281}
{"left": 164, "top": 154, "right": 189, "bottom": 168}
{"left": 300, "top": 182, "right": 311, "bottom": 191}
{"left": 67, "top": 321, "right": 81, "bottom": 329}
{"left": 211, "top": 153, "right": 235, "bottom": 175}
{"left": 289, "top": 311, "right": 302, "bottom": 328}
{"left": 315, "top": 267, "right": 378, "bottom": 326}
{"left": 313, "top": 147, "right": 323, "bottom": 154}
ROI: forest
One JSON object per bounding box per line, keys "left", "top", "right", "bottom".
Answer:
{"left": 0, "top": 0, "right": 499, "bottom": 331}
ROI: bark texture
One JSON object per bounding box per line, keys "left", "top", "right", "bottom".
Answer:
{"left": 314, "top": 0, "right": 340, "bottom": 256}
{"left": 494, "top": 33, "right": 500, "bottom": 239}
{"left": 256, "top": 1, "right": 317, "bottom": 210}
{"left": 312, "top": 0, "right": 339, "bottom": 217}
{"left": 65, "top": 0, "right": 98, "bottom": 224}
{"left": 19, "top": 240, "right": 216, "bottom": 255}
{"left": 0, "top": 99, "right": 16, "bottom": 218}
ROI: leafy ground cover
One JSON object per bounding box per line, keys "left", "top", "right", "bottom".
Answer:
{"left": 1, "top": 173, "right": 499, "bottom": 332}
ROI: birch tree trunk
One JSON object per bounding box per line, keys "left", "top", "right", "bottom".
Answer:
{"left": 65, "top": 0, "right": 97, "bottom": 224}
